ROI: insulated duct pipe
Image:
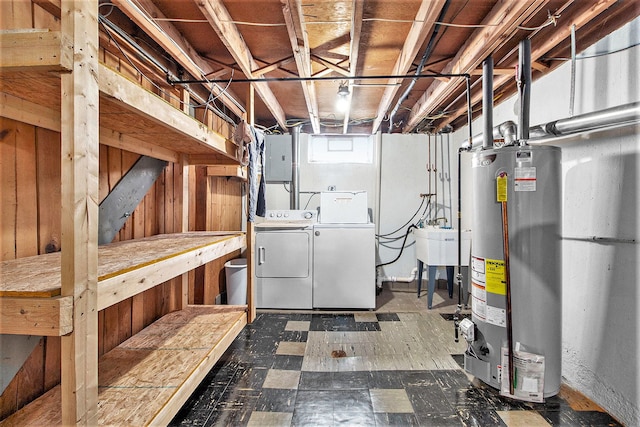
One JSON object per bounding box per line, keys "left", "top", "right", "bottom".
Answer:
{"left": 518, "top": 39, "right": 532, "bottom": 141}
{"left": 290, "top": 126, "right": 300, "bottom": 210}
{"left": 529, "top": 101, "right": 640, "bottom": 140}
{"left": 482, "top": 57, "right": 494, "bottom": 149}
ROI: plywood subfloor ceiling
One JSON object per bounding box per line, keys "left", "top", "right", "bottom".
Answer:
{"left": 104, "top": 0, "right": 639, "bottom": 134}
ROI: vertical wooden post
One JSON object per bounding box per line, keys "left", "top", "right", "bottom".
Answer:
{"left": 246, "top": 86, "right": 256, "bottom": 322}
{"left": 180, "top": 153, "right": 190, "bottom": 309}
{"left": 60, "top": 0, "right": 99, "bottom": 424}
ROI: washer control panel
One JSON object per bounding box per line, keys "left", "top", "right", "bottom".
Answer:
{"left": 263, "top": 210, "right": 318, "bottom": 222}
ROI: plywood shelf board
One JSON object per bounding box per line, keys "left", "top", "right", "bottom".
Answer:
{"left": 0, "top": 306, "right": 248, "bottom": 426}
{"left": 0, "top": 232, "right": 244, "bottom": 297}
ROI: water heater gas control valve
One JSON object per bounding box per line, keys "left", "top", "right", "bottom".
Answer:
{"left": 459, "top": 318, "right": 476, "bottom": 343}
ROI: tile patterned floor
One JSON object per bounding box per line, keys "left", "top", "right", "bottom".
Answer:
{"left": 170, "top": 287, "right": 622, "bottom": 426}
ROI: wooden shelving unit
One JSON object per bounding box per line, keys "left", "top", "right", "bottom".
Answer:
{"left": 0, "top": 305, "right": 247, "bottom": 426}
{"left": 0, "top": 3, "right": 252, "bottom": 424}
{"left": 0, "top": 232, "right": 245, "bottom": 335}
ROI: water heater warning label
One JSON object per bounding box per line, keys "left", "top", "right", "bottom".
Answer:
{"left": 471, "top": 256, "right": 487, "bottom": 320}
{"left": 485, "top": 259, "right": 506, "bottom": 295}
{"left": 514, "top": 167, "right": 537, "bottom": 192}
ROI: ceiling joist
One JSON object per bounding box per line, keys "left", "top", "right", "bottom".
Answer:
{"left": 196, "top": 0, "right": 288, "bottom": 128}
{"left": 371, "top": 0, "right": 448, "bottom": 133}
{"left": 342, "top": 0, "right": 364, "bottom": 134}
{"left": 281, "top": 0, "right": 321, "bottom": 133}
{"left": 111, "top": 0, "right": 245, "bottom": 120}
{"left": 434, "top": 0, "right": 621, "bottom": 131}
{"left": 404, "top": 0, "right": 550, "bottom": 132}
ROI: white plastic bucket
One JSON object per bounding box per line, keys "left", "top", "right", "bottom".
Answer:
{"left": 224, "top": 258, "right": 247, "bottom": 305}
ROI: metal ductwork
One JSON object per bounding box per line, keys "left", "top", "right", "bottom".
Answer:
{"left": 529, "top": 101, "right": 640, "bottom": 140}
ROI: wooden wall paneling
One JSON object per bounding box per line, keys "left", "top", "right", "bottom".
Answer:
{"left": 165, "top": 162, "right": 175, "bottom": 233}
{"left": 33, "top": 2, "right": 60, "bottom": 31}
{"left": 117, "top": 297, "right": 133, "bottom": 345}
{"left": 179, "top": 155, "right": 189, "bottom": 309}
{"left": 118, "top": 150, "right": 139, "bottom": 242}
{"left": 192, "top": 166, "right": 208, "bottom": 304}
{"left": 43, "top": 336, "right": 61, "bottom": 392}
{"left": 118, "top": 57, "right": 139, "bottom": 82}
{"left": 160, "top": 163, "right": 173, "bottom": 316}
{"left": 106, "top": 146, "right": 122, "bottom": 243}
{"left": 202, "top": 172, "right": 215, "bottom": 304}
{"left": 98, "top": 144, "right": 110, "bottom": 203}
{"left": 116, "top": 152, "right": 137, "bottom": 343}
{"left": 144, "top": 175, "right": 157, "bottom": 237}
{"left": 103, "top": 146, "right": 122, "bottom": 354}
{"left": 103, "top": 49, "right": 120, "bottom": 74}
{"left": 188, "top": 165, "right": 197, "bottom": 304}
{"left": 103, "top": 302, "right": 120, "bottom": 355}
{"left": 15, "top": 339, "right": 45, "bottom": 409}
{"left": 36, "top": 128, "right": 61, "bottom": 255}
{"left": 0, "top": 0, "right": 33, "bottom": 30}
{"left": 130, "top": 152, "right": 148, "bottom": 334}
{"left": 0, "top": 371, "right": 18, "bottom": 419}
{"left": 97, "top": 310, "right": 105, "bottom": 356}
{"left": 156, "top": 167, "right": 166, "bottom": 234}
{"left": 14, "top": 122, "right": 38, "bottom": 259}
{"left": 143, "top": 173, "right": 159, "bottom": 328}
{"left": 0, "top": 117, "right": 18, "bottom": 261}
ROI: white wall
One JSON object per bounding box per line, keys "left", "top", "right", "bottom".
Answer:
{"left": 450, "top": 18, "right": 640, "bottom": 426}
{"left": 377, "top": 133, "right": 457, "bottom": 279}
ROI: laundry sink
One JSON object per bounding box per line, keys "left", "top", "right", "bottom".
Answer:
{"left": 414, "top": 227, "right": 471, "bottom": 266}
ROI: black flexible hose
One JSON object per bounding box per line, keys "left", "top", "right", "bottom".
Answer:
{"left": 376, "top": 224, "right": 417, "bottom": 268}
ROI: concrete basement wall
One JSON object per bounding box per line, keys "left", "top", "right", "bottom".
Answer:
{"left": 450, "top": 17, "right": 639, "bottom": 426}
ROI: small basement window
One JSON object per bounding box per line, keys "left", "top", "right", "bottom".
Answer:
{"left": 308, "top": 135, "right": 374, "bottom": 164}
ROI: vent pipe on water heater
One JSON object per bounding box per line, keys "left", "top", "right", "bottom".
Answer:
{"left": 290, "top": 125, "right": 300, "bottom": 210}
{"left": 482, "top": 56, "right": 494, "bottom": 149}
{"left": 518, "top": 39, "right": 531, "bottom": 142}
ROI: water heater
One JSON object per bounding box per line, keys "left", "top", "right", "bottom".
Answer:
{"left": 464, "top": 145, "right": 562, "bottom": 399}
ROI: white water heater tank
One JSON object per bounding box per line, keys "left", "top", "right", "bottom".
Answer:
{"left": 465, "top": 145, "right": 562, "bottom": 398}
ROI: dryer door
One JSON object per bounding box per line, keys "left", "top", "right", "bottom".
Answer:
{"left": 255, "top": 231, "right": 310, "bottom": 278}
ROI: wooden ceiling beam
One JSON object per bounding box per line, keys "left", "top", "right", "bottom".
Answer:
{"left": 433, "top": 0, "right": 620, "bottom": 131}
{"left": 282, "top": 0, "right": 320, "bottom": 133}
{"left": 253, "top": 55, "right": 296, "bottom": 75}
{"left": 342, "top": 0, "right": 364, "bottom": 134}
{"left": 369, "top": 0, "right": 448, "bottom": 134}
{"left": 404, "top": 0, "right": 550, "bottom": 132}
{"left": 310, "top": 54, "right": 350, "bottom": 77}
{"left": 111, "top": 0, "right": 245, "bottom": 120}
{"left": 196, "top": 0, "right": 287, "bottom": 129}
{"left": 312, "top": 59, "right": 350, "bottom": 78}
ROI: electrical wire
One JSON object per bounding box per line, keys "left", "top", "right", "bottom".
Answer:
{"left": 99, "top": 16, "right": 185, "bottom": 108}
{"left": 377, "top": 197, "right": 427, "bottom": 237}
{"left": 126, "top": 0, "right": 245, "bottom": 115}
{"left": 544, "top": 42, "right": 640, "bottom": 61}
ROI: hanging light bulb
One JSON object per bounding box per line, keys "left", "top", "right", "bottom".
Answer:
{"left": 336, "top": 82, "right": 350, "bottom": 112}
